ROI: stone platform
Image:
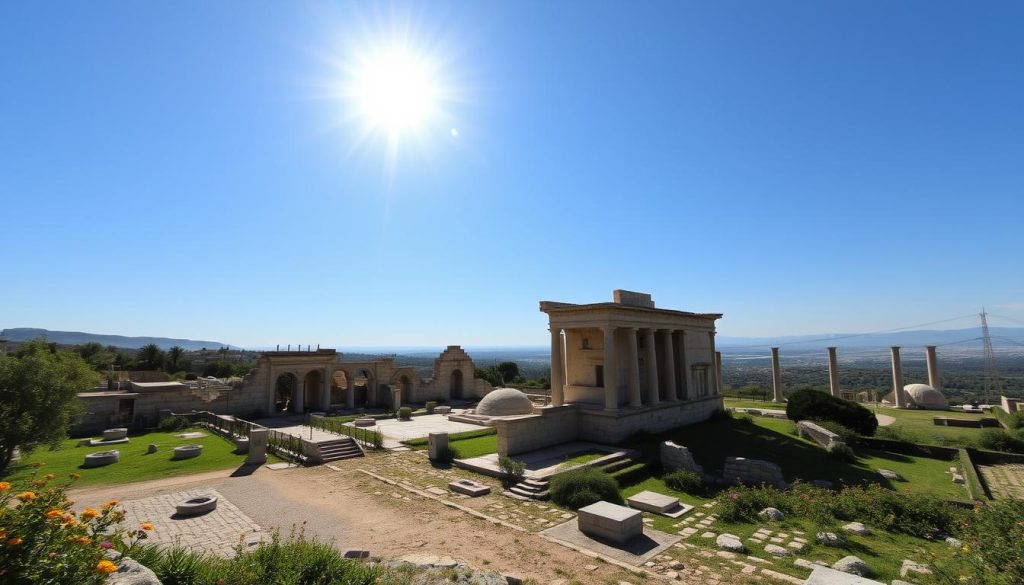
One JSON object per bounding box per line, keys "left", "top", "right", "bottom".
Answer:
{"left": 541, "top": 518, "right": 681, "bottom": 565}
{"left": 626, "top": 490, "right": 693, "bottom": 518}
{"left": 578, "top": 501, "right": 642, "bottom": 543}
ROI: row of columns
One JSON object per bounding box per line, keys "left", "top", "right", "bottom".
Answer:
{"left": 769, "top": 344, "right": 941, "bottom": 405}
{"left": 550, "top": 326, "right": 722, "bottom": 412}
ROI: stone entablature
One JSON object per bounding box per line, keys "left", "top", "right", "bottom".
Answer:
{"left": 541, "top": 290, "right": 723, "bottom": 412}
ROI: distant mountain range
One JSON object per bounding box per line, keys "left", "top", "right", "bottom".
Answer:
{"left": 0, "top": 328, "right": 236, "bottom": 351}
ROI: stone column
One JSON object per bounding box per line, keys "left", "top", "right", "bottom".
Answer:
{"left": 827, "top": 347, "right": 840, "bottom": 398}
{"left": 322, "top": 370, "right": 332, "bottom": 411}
{"left": 550, "top": 327, "right": 565, "bottom": 407}
{"left": 602, "top": 326, "right": 619, "bottom": 411}
{"left": 627, "top": 328, "right": 642, "bottom": 408}
{"left": 707, "top": 332, "right": 719, "bottom": 397}
{"left": 643, "top": 329, "right": 660, "bottom": 406}
{"left": 926, "top": 345, "right": 941, "bottom": 391}
{"left": 771, "top": 347, "right": 784, "bottom": 402}
{"left": 661, "top": 329, "right": 678, "bottom": 401}
{"left": 346, "top": 377, "right": 355, "bottom": 409}
{"left": 715, "top": 351, "right": 724, "bottom": 395}
{"left": 891, "top": 346, "right": 905, "bottom": 408}
{"left": 246, "top": 428, "right": 268, "bottom": 465}
{"left": 679, "top": 330, "right": 691, "bottom": 399}
{"left": 293, "top": 377, "right": 305, "bottom": 413}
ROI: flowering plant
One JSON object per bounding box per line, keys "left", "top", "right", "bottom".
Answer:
{"left": 0, "top": 468, "right": 152, "bottom": 584}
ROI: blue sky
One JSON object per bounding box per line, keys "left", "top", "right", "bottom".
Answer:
{"left": 2, "top": 1, "right": 1022, "bottom": 348}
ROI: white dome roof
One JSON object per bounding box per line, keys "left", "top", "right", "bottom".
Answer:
{"left": 476, "top": 388, "right": 535, "bottom": 416}
{"left": 904, "top": 383, "right": 949, "bottom": 410}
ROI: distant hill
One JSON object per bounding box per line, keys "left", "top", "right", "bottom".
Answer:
{"left": 717, "top": 326, "right": 1024, "bottom": 351}
{"left": 0, "top": 328, "right": 236, "bottom": 351}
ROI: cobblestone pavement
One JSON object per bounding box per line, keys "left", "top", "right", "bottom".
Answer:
{"left": 122, "top": 489, "right": 264, "bottom": 557}
{"left": 978, "top": 463, "right": 1024, "bottom": 499}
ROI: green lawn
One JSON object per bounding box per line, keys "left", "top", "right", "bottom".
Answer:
{"left": 626, "top": 416, "right": 968, "bottom": 499}
{"left": 402, "top": 428, "right": 498, "bottom": 458}
{"left": 724, "top": 397, "right": 994, "bottom": 448}
{"left": 2, "top": 428, "right": 268, "bottom": 488}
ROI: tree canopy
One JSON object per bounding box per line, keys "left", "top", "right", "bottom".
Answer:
{"left": 0, "top": 339, "right": 100, "bottom": 470}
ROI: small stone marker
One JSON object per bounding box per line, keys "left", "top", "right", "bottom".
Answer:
{"left": 758, "top": 507, "right": 784, "bottom": 521}
{"left": 816, "top": 531, "right": 842, "bottom": 546}
{"left": 626, "top": 490, "right": 693, "bottom": 518}
{"left": 147, "top": 444, "right": 158, "bottom": 454}
{"left": 577, "top": 501, "right": 643, "bottom": 544}
{"left": 764, "top": 544, "right": 790, "bottom": 557}
{"left": 805, "top": 566, "right": 884, "bottom": 585}
{"left": 715, "top": 533, "right": 745, "bottom": 553}
{"left": 448, "top": 478, "right": 490, "bottom": 497}
{"left": 842, "top": 522, "right": 871, "bottom": 536}
{"left": 900, "top": 559, "right": 932, "bottom": 578}
{"left": 427, "top": 432, "right": 449, "bottom": 461}
{"left": 246, "top": 429, "right": 268, "bottom": 465}
{"left": 952, "top": 474, "right": 965, "bottom": 484}
{"left": 434, "top": 405, "right": 451, "bottom": 415}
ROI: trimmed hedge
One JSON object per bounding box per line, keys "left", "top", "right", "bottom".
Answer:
{"left": 786, "top": 388, "right": 878, "bottom": 436}
{"left": 550, "top": 467, "right": 623, "bottom": 509}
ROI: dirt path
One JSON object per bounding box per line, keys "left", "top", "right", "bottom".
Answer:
{"left": 69, "top": 463, "right": 638, "bottom": 584}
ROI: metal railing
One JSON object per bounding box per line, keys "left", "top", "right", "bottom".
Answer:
{"left": 267, "top": 429, "right": 304, "bottom": 462}
{"left": 307, "top": 416, "right": 383, "bottom": 449}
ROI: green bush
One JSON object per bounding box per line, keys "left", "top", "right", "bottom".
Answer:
{"left": 397, "top": 407, "right": 412, "bottom": 420}
{"left": 663, "top": 469, "right": 704, "bottom": 494}
{"left": 786, "top": 388, "right": 878, "bottom": 436}
{"left": 498, "top": 455, "right": 525, "bottom": 487}
{"left": 977, "top": 428, "right": 1024, "bottom": 453}
{"left": 425, "top": 401, "right": 438, "bottom": 414}
{"left": 157, "top": 415, "right": 190, "bottom": 432}
{"left": 826, "top": 442, "right": 857, "bottom": 462}
{"left": 550, "top": 467, "right": 623, "bottom": 509}
{"left": 929, "top": 499, "right": 1024, "bottom": 585}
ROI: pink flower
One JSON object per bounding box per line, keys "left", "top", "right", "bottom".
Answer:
{"left": 100, "top": 541, "right": 113, "bottom": 549}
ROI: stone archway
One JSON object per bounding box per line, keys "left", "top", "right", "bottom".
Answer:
{"left": 303, "top": 370, "right": 322, "bottom": 412}
{"left": 450, "top": 369, "right": 464, "bottom": 400}
{"left": 354, "top": 369, "right": 375, "bottom": 407}
{"left": 331, "top": 370, "right": 348, "bottom": 406}
{"left": 274, "top": 373, "right": 297, "bottom": 412}
{"left": 398, "top": 374, "right": 412, "bottom": 406}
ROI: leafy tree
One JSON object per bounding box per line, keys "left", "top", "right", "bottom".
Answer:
{"left": 497, "top": 361, "right": 521, "bottom": 383}
{"left": 135, "top": 343, "right": 164, "bottom": 371}
{"left": 475, "top": 366, "right": 503, "bottom": 388}
{"left": 0, "top": 339, "right": 100, "bottom": 471}
{"left": 166, "top": 345, "right": 185, "bottom": 371}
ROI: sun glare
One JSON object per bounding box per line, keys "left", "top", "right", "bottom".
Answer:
{"left": 353, "top": 49, "right": 439, "bottom": 133}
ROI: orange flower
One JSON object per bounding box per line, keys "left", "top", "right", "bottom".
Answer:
{"left": 80, "top": 508, "right": 99, "bottom": 520}
{"left": 0, "top": 530, "right": 6, "bottom": 539}
{"left": 0, "top": 481, "right": 10, "bottom": 491}
{"left": 102, "top": 499, "right": 120, "bottom": 510}
{"left": 95, "top": 560, "right": 117, "bottom": 574}
{"left": 140, "top": 522, "right": 153, "bottom": 531}
{"left": 45, "top": 509, "right": 64, "bottom": 519}
{"left": 15, "top": 491, "right": 35, "bottom": 502}
{"left": 75, "top": 536, "right": 91, "bottom": 545}
{"left": 5, "top": 537, "right": 23, "bottom": 546}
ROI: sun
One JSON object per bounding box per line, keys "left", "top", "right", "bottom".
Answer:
{"left": 352, "top": 48, "right": 439, "bottom": 133}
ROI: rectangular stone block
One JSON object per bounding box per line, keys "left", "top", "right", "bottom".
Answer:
{"left": 448, "top": 479, "right": 490, "bottom": 497}
{"left": 577, "top": 501, "right": 643, "bottom": 543}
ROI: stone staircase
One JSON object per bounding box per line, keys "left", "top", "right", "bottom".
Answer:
{"left": 316, "top": 437, "right": 364, "bottom": 463}
{"left": 506, "top": 451, "right": 640, "bottom": 500}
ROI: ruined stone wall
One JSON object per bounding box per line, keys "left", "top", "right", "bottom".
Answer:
{"left": 797, "top": 420, "right": 845, "bottom": 450}
{"left": 722, "top": 457, "right": 787, "bottom": 488}
{"left": 493, "top": 406, "right": 579, "bottom": 456}
{"left": 660, "top": 441, "right": 704, "bottom": 474}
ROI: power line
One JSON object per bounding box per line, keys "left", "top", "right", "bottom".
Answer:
{"left": 989, "top": 314, "right": 1024, "bottom": 327}
{"left": 734, "top": 313, "right": 979, "bottom": 350}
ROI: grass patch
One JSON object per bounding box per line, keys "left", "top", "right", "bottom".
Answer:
{"left": 558, "top": 451, "right": 606, "bottom": 468}
{"left": 3, "top": 428, "right": 274, "bottom": 488}
{"left": 402, "top": 428, "right": 498, "bottom": 458}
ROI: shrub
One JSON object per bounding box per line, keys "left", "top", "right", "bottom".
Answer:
{"left": 0, "top": 472, "right": 152, "bottom": 584}
{"left": 425, "top": 401, "right": 438, "bottom": 414}
{"left": 826, "top": 442, "right": 857, "bottom": 462}
{"left": 977, "top": 428, "right": 1024, "bottom": 453}
{"left": 663, "top": 469, "right": 704, "bottom": 494}
{"left": 550, "top": 467, "right": 623, "bottom": 509}
{"left": 786, "top": 388, "right": 878, "bottom": 436}
{"left": 498, "top": 456, "right": 525, "bottom": 487}
{"left": 397, "top": 407, "right": 412, "bottom": 420}
{"left": 157, "top": 415, "right": 190, "bottom": 432}
{"left": 929, "top": 499, "right": 1024, "bottom": 585}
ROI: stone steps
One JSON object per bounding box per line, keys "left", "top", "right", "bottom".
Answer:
{"left": 317, "top": 438, "right": 363, "bottom": 463}
{"left": 508, "top": 478, "right": 550, "bottom": 500}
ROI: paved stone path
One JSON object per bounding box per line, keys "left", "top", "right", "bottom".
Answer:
{"left": 122, "top": 489, "right": 264, "bottom": 557}
{"left": 977, "top": 463, "right": 1024, "bottom": 499}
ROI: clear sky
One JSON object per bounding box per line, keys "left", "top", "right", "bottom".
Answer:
{"left": 2, "top": 1, "right": 1022, "bottom": 348}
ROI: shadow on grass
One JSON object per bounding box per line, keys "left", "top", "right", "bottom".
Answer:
{"left": 627, "top": 418, "right": 886, "bottom": 488}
